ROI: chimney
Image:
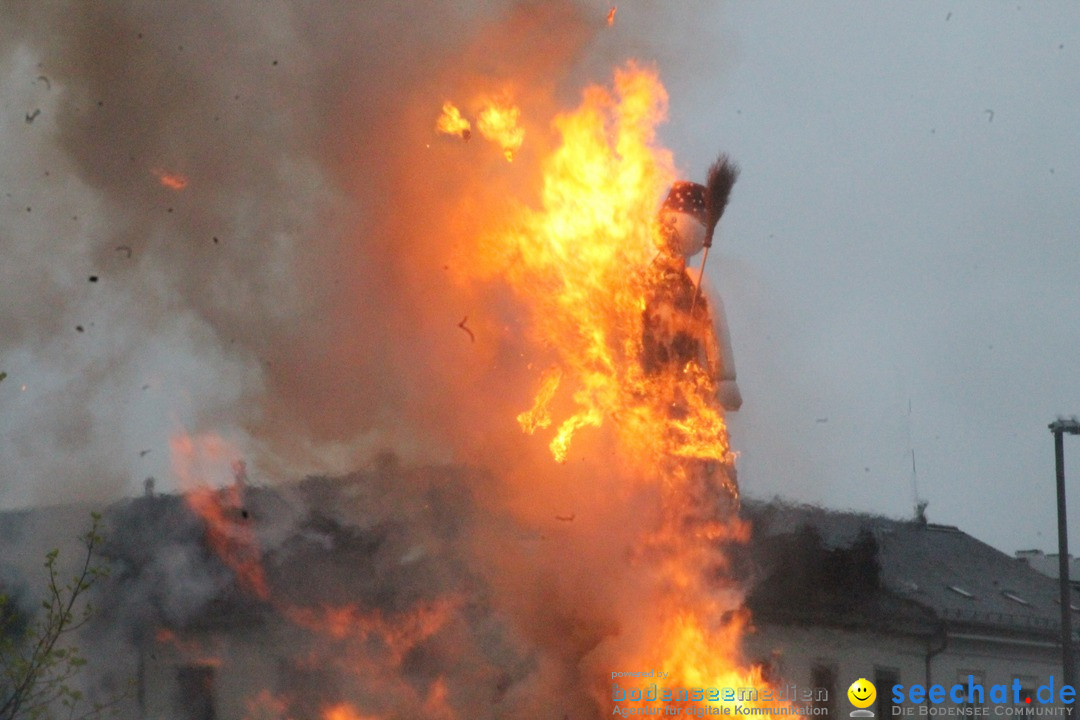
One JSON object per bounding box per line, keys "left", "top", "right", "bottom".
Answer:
{"left": 914, "top": 500, "right": 928, "bottom": 525}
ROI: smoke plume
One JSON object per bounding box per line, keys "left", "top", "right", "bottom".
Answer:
{"left": 0, "top": 4, "right": 757, "bottom": 719}
{"left": 0, "top": 1, "right": 607, "bottom": 506}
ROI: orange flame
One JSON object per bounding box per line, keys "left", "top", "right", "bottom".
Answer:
{"left": 170, "top": 433, "right": 269, "bottom": 599}
{"left": 243, "top": 690, "right": 292, "bottom": 720}
{"left": 435, "top": 101, "right": 471, "bottom": 141}
{"left": 470, "top": 63, "right": 732, "bottom": 469}
{"left": 607, "top": 5, "right": 617, "bottom": 26}
{"left": 154, "top": 627, "right": 224, "bottom": 668}
{"left": 316, "top": 684, "right": 452, "bottom": 720}
{"left": 515, "top": 365, "right": 561, "bottom": 433}
{"left": 322, "top": 705, "right": 380, "bottom": 720}
{"left": 284, "top": 598, "right": 457, "bottom": 666}
{"left": 465, "top": 62, "right": 774, "bottom": 715}
{"left": 283, "top": 600, "right": 459, "bottom": 719}
{"left": 155, "top": 169, "right": 189, "bottom": 190}
{"left": 476, "top": 99, "right": 524, "bottom": 161}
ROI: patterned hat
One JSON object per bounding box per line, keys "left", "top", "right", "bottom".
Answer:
{"left": 657, "top": 181, "right": 708, "bottom": 257}
{"left": 661, "top": 182, "right": 708, "bottom": 224}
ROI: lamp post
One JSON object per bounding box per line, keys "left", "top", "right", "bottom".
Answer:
{"left": 1051, "top": 416, "right": 1080, "bottom": 705}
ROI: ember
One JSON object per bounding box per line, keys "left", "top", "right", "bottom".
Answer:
{"left": 155, "top": 169, "right": 188, "bottom": 190}
{"left": 476, "top": 99, "right": 524, "bottom": 161}
{"left": 436, "top": 101, "right": 472, "bottom": 141}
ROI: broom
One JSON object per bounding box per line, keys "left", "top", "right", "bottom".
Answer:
{"left": 690, "top": 154, "right": 739, "bottom": 314}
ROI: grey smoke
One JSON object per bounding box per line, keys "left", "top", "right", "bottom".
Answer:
{"left": 0, "top": 1, "right": 603, "bottom": 507}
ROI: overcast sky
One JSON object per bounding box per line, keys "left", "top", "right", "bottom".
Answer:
{"left": 1, "top": 2, "right": 1079, "bottom": 555}
{"left": 673, "top": 2, "right": 1080, "bottom": 554}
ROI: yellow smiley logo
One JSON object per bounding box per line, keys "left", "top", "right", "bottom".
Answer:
{"left": 848, "top": 678, "right": 877, "bottom": 709}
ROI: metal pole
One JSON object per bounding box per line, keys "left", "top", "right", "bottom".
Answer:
{"left": 689, "top": 244, "right": 710, "bottom": 316}
{"left": 1055, "top": 428, "right": 1076, "bottom": 705}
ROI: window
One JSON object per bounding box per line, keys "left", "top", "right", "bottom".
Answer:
{"left": 175, "top": 664, "right": 216, "bottom": 720}
{"left": 811, "top": 663, "right": 837, "bottom": 718}
{"left": 876, "top": 667, "right": 900, "bottom": 718}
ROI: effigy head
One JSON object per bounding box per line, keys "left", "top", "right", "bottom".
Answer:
{"left": 656, "top": 181, "right": 708, "bottom": 258}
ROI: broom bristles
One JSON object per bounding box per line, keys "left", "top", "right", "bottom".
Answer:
{"left": 704, "top": 154, "right": 739, "bottom": 247}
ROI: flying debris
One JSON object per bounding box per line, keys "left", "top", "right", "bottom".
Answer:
{"left": 139, "top": 449, "right": 152, "bottom": 457}
{"left": 115, "top": 245, "right": 133, "bottom": 258}
{"left": 35, "top": 74, "right": 50, "bottom": 90}
{"left": 984, "top": 109, "right": 994, "bottom": 122}
{"left": 0, "top": 372, "right": 6, "bottom": 384}
{"left": 457, "top": 316, "right": 475, "bottom": 342}
{"left": 25, "top": 109, "right": 40, "bottom": 124}
{"left": 477, "top": 100, "right": 524, "bottom": 161}
{"left": 555, "top": 514, "right": 575, "bottom": 522}
{"left": 156, "top": 170, "right": 188, "bottom": 190}
{"left": 89, "top": 275, "right": 99, "bottom": 283}
{"left": 435, "top": 102, "right": 471, "bottom": 141}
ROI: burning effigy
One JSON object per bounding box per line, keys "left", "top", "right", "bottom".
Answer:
{"left": 463, "top": 64, "right": 777, "bottom": 716}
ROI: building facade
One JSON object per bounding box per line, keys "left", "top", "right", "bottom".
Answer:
{"left": 741, "top": 502, "right": 1078, "bottom": 717}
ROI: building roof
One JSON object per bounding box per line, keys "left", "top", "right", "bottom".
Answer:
{"left": 743, "top": 501, "right": 1075, "bottom": 642}
{"left": 2, "top": 475, "right": 1073, "bottom": 646}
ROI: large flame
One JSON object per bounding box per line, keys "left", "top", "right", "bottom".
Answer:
{"left": 472, "top": 63, "right": 730, "bottom": 471}
{"left": 467, "top": 63, "right": 779, "bottom": 715}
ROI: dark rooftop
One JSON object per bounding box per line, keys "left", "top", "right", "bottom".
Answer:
{"left": 743, "top": 501, "right": 1076, "bottom": 642}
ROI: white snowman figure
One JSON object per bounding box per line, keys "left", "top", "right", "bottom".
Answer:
{"left": 648, "top": 172, "right": 742, "bottom": 412}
